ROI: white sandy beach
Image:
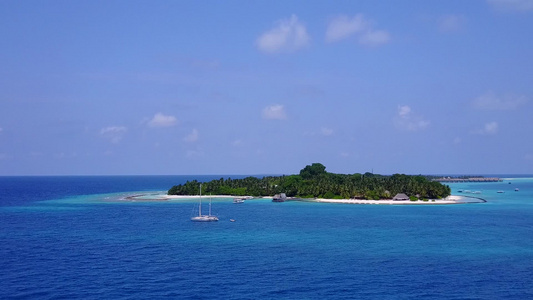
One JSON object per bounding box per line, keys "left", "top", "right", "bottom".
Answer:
{"left": 310, "top": 195, "right": 464, "bottom": 205}
{"left": 123, "top": 193, "right": 478, "bottom": 205}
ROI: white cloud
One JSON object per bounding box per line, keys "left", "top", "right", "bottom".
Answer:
{"left": 359, "top": 30, "right": 391, "bottom": 46}
{"left": 326, "top": 14, "right": 390, "bottom": 46}
{"left": 0, "top": 127, "right": 3, "bottom": 133}
{"left": 473, "top": 91, "right": 528, "bottom": 110}
{"left": 394, "top": 105, "right": 430, "bottom": 131}
{"left": 320, "top": 127, "right": 334, "bottom": 136}
{"left": 438, "top": 14, "right": 466, "bottom": 33}
{"left": 398, "top": 105, "right": 411, "bottom": 117}
{"left": 325, "top": 14, "right": 367, "bottom": 42}
{"left": 184, "top": 129, "right": 199, "bottom": 143}
{"left": 262, "top": 104, "right": 287, "bottom": 120}
{"left": 100, "top": 126, "right": 127, "bottom": 134}
{"left": 303, "top": 127, "right": 334, "bottom": 137}
{"left": 100, "top": 126, "right": 127, "bottom": 144}
{"left": 256, "top": 14, "right": 310, "bottom": 53}
{"left": 148, "top": 113, "right": 178, "bottom": 127}
{"left": 487, "top": 0, "right": 533, "bottom": 12}
{"left": 472, "top": 121, "right": 499, "bottom": 135}
{"left": 484, "top": 122, "right": 499, "bottom": 134}
{"left": 232, "top": 139, "right": 243, "bottom": 146}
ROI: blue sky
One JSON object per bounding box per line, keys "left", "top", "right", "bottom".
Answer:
{"left": 1, "top": 0, "right": 532, "bottom": 175}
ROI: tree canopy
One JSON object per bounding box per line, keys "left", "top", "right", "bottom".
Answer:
{"left": 168, "top": 164, "right": 451, "bottom": 200}
{"left": 299, "top": 163, "right": 327, "bottom": 179}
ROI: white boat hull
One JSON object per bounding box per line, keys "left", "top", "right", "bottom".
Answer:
{"left": 191, "top": 215, "right": 219, "bottom": 222}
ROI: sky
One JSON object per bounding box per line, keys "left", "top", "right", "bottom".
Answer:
{"left": 1, "top": 0, "right": 532, "bottom": 176}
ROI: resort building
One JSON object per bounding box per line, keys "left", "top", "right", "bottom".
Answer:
{"left": 393, "top": 193, "right": 409, "bottom": 201}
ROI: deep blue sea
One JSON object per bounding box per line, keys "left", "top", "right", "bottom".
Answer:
{"left": 1, "top": 175, "right": 532, "bottom": 299}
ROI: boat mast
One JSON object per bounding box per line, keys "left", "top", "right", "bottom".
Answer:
{"left": 209, "top": 195, "right": 212, "bottom": 216}
{"left": 199, "top": 183, "right": 202, "bottom": 217}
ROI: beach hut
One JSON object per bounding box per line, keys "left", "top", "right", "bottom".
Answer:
{"left": 393, "top": 193, "right": 409, "bottom": 201}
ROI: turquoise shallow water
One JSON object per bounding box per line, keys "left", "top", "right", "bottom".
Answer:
{"left": 1, "top": 176, "right": 532, "bottom": 299}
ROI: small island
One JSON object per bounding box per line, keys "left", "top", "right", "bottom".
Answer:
{"left": 167, "top": 163, "right": 456, "bottom": 203}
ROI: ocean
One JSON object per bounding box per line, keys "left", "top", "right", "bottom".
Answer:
{"left": 1, "top": 175, "right": 532, "bottom": 299}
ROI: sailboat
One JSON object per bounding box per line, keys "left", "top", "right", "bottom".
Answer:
{"left": 191, "top": 184, "right": 219, "bottom": 222}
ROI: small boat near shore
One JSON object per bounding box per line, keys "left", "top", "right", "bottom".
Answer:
{"left": 233, "top": 197, "right": 245, "bottom": 204}
{"left": 497, "top": 191, "right": 505, "bottom": 193}
{"left": 272, "top": 193, "right": 287, "bottom": 202}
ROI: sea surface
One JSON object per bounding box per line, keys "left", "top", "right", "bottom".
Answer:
{"left": 1, "top": 175, "right": 532, "bottom": 299}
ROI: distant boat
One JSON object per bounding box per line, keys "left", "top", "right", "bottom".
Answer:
{"left": 272, "top": 193, "right": 287, "bottom": 202}
{"left": 497, "top": 191, "right": 505, "bottom": 193}
{"left": 515, "top": 188, "right": 519, "bottom": 192}
{"left": 233, "top": 197, "right": 246, "bottom": 204}
{"left": 191, "top": 184, "right": 218, "bottom": 222}
{"left": 472, "top": 191, "right": 482, "bottom": 194}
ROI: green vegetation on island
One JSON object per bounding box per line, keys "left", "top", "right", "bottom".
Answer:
{"left": 168, "top": 163, "right": 451, "bottom": 200}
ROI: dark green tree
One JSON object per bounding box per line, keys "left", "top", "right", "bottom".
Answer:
{"left": 299, "top": 163, "right": 327, "bottom": 179}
